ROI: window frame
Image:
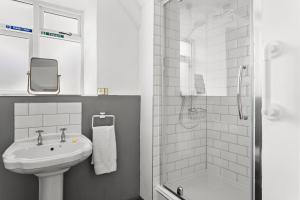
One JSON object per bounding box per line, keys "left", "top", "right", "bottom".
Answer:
{"left": 0, "top": 0, "right": 84, "bottom": 95}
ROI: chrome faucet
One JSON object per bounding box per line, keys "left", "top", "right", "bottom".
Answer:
{"left": 36, "top": 130, "right": 44, "bottom": 146}
{"left": 60, "top": 128, "right": 67, "bottom": 143}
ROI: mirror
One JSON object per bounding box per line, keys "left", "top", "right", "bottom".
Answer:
{"left": 27, "top": 57, "right": 60, "bottom": 95}
{"left": 179, "top": 0, "right": 249, "bottom": 96}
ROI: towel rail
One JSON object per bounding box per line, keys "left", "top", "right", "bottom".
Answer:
{"left": 92, "top": 112, "right": 115, "bottom": 128}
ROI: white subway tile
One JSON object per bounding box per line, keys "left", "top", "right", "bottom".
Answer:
{"left": 221, "top": 114, "right": 237, "bottom": 124}
{"left": 238, "top": 136, "right": 250, "bottom": 146}
{"left": 221, "top": 168, "right": 237, "bottom": 181}
{"left": 179, "top": 149, "right": 194, "bottom": 159}
{"left": 221, "top": 97, "right": 237, "bottom": 105}
{"left": 29, "top": 103, "right": 57, "bottom": 115}
{"left": 43, "top": 114, "right": 69, "bottom": 126}
{"left": 175, "top": 159, "right": 189, "bottom": 169}
{"left": 229, "top": 144, "right": 248, "bottom": 156}
{"left": 207, "top": 130, "right": 221, "bottom": 139}
{"left": 70, "top": 114, "right": 81, "bottom": 125}
{"left": 214, "top": 140, "right": 229, "bottom": 150}
{"left": 15, "top": 115, "right": 43, "bottom": 129}
{"left": 221, "top": 151, "right": 237, "bottom": 162}
{"left": 195, "top": 163, "right": 206, "bottom": 172}
{"left": 15, "top": 128, "right": 28, "bottom": 140}
{"left": 57, "top": 103, "right": 81, "bottom": 114}
{"left": 237, "top": 155, "right": 250, "bottom": 166}
{"left": 167, "top": 170, "right": 181, "bottom": 181}
{"left": 208, "top": 147, "right": 221, "bottom": 157}
{"left": 213, "top": 157, "right": 229, "bottom": 168}
{"left": 189, "top": 157, "right": 201, "bottom": 165}
{"left": 229, "top": 162, "right": 248, "bottom": 175}
{"left": 168, "top": 152, "right": 179, "bottom": 162}
{"left": 229, "top": 124, "right": 248, "bottom": 136}
{"left": 221, "top": 133, "right": 237, "bottom": 143}
{"left": 14, "top": 103, "right": 28, "bottom": 116}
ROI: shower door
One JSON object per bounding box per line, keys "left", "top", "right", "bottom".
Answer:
{"left": 159, "top": 0, "right": 254, "bottom": 199}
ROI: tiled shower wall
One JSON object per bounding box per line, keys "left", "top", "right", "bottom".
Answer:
{"left": 153, "top": 0, "right": 252, "bottom": 196}
{"left": 160, "top": 1, "right": 208, "bottom": 183}
{"left": 205, "top": 0, "right": 252, "bottom": 186}
{"left": 153, "top": 1, "right": 207, "bottom": 195}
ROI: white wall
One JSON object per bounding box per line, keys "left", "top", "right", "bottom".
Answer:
{"left": 139, "top": 0, "right": 154, "bottom": 199}
{"left": 98, "top": 0, "right": 140, "bottom": 95}
{"left": 43, "top": 0, "right": 98, "bottom": 96}
{"left": 256, "top": 0, "right": 300, "bottom": 199}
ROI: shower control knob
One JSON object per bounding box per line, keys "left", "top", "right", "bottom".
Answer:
{"left": 177, "top": 186, "right": 183, "bottom": 197}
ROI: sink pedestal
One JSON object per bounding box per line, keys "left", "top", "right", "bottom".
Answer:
{"left": 36, "top": 168, "right": 69, "bottom": 200}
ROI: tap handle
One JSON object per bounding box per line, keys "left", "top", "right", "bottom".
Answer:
{"left": 60, "top": 128, "right": 67, "bottom": 132}
{"left": 36, "top": 130, "right": 44, "bottom": 135}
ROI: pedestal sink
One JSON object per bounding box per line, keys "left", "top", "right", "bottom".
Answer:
{"left": 2, "top": 133, "right": 92, "bottom": 200}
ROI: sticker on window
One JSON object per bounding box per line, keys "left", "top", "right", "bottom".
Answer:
{"left": 5, "top": 25, "right": 32, "bottom": 33}
{"left": 41, "top": 31, "right": 64, "bottom": 39}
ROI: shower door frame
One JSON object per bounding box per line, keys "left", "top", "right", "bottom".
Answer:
{"left": 158, "top": 0, "right": 262, "bottom": 200}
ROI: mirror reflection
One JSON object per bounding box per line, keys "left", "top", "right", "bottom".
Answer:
{"left": 179, "top": 0, "right": 249, "bottom": 96}
{"left": 28, "top": 57, "right": 60, "bottom": 94}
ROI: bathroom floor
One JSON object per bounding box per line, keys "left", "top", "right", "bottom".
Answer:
{"left": 167, "top": 173, "right": 251, "bottom": 200}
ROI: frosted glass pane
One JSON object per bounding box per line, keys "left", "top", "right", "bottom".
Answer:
{"left": 44, "top": 12, "right": 79, "bottom": 34}
{"left": 0, "top": 0, "right": 33, "bottom": 28}
{"left": 0, "top": 35, "right": 29, "bottom": 92}
{"left": 39, "top": 37, "right": 81, "bottom": 94}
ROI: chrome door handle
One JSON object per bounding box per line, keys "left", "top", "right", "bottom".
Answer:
{"left": 237, "top": 65, "right": 248, "bottom": 120}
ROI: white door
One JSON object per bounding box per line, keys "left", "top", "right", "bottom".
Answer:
{"left": 254, "top": 0, "right": 300, "bottom": 199}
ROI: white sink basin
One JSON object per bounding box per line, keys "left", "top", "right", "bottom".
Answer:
{"left": 3, "top": 133, "right": 92, "bottom": 174}
{"left": 2, "top": 133, "right": 92, "bottom": 200}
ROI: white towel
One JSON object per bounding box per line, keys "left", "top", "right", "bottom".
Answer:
{"left": 92, "top": 126, "right": 117, "bottom": 175}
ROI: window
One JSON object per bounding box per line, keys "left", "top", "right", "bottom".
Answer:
{"left": 39, "top": 37, "right": 81, "bottom": 94}
{"left": 0, "top": 0, "right": 33, "bottom": 29}
{"left": 180, "top": 40, "right": 194, "bottom": 95}
{"left": 0, "top": 35, "right": 30, "bottom": 92}
{"left": 43, "top": 12, "right": 79, "bottom": 34}
{"left": 0, "top": 0, "right": 83, "bottom": 95}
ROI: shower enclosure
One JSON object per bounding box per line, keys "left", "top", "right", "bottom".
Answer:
{"left": 158, "top": 0, "right": 254, "bottom": 199}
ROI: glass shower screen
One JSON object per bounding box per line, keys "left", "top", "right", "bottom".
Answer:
{"left": 159, "top": 0, "right": 253, "bottom": 199}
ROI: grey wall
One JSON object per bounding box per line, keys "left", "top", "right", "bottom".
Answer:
{"left": 0, "top": 96, "right": 141, "bottom": 200}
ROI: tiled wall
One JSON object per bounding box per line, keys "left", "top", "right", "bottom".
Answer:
{"left": 14, "top": 102, "right": 82, "bottom": 141}
{"left": 206, "top": 96, "right": 252, "bottom": 186}
{"left": 161, "top": 1, "right": 208, "bottom": 183}
{"left": 205, "top": 0, "right": 252, "bottom": 186}
{"left": 153, "top": 0, "right": 252, "bottom": 194}
{"left": 153, "top": 1, "right": 207, "bottom": 194}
